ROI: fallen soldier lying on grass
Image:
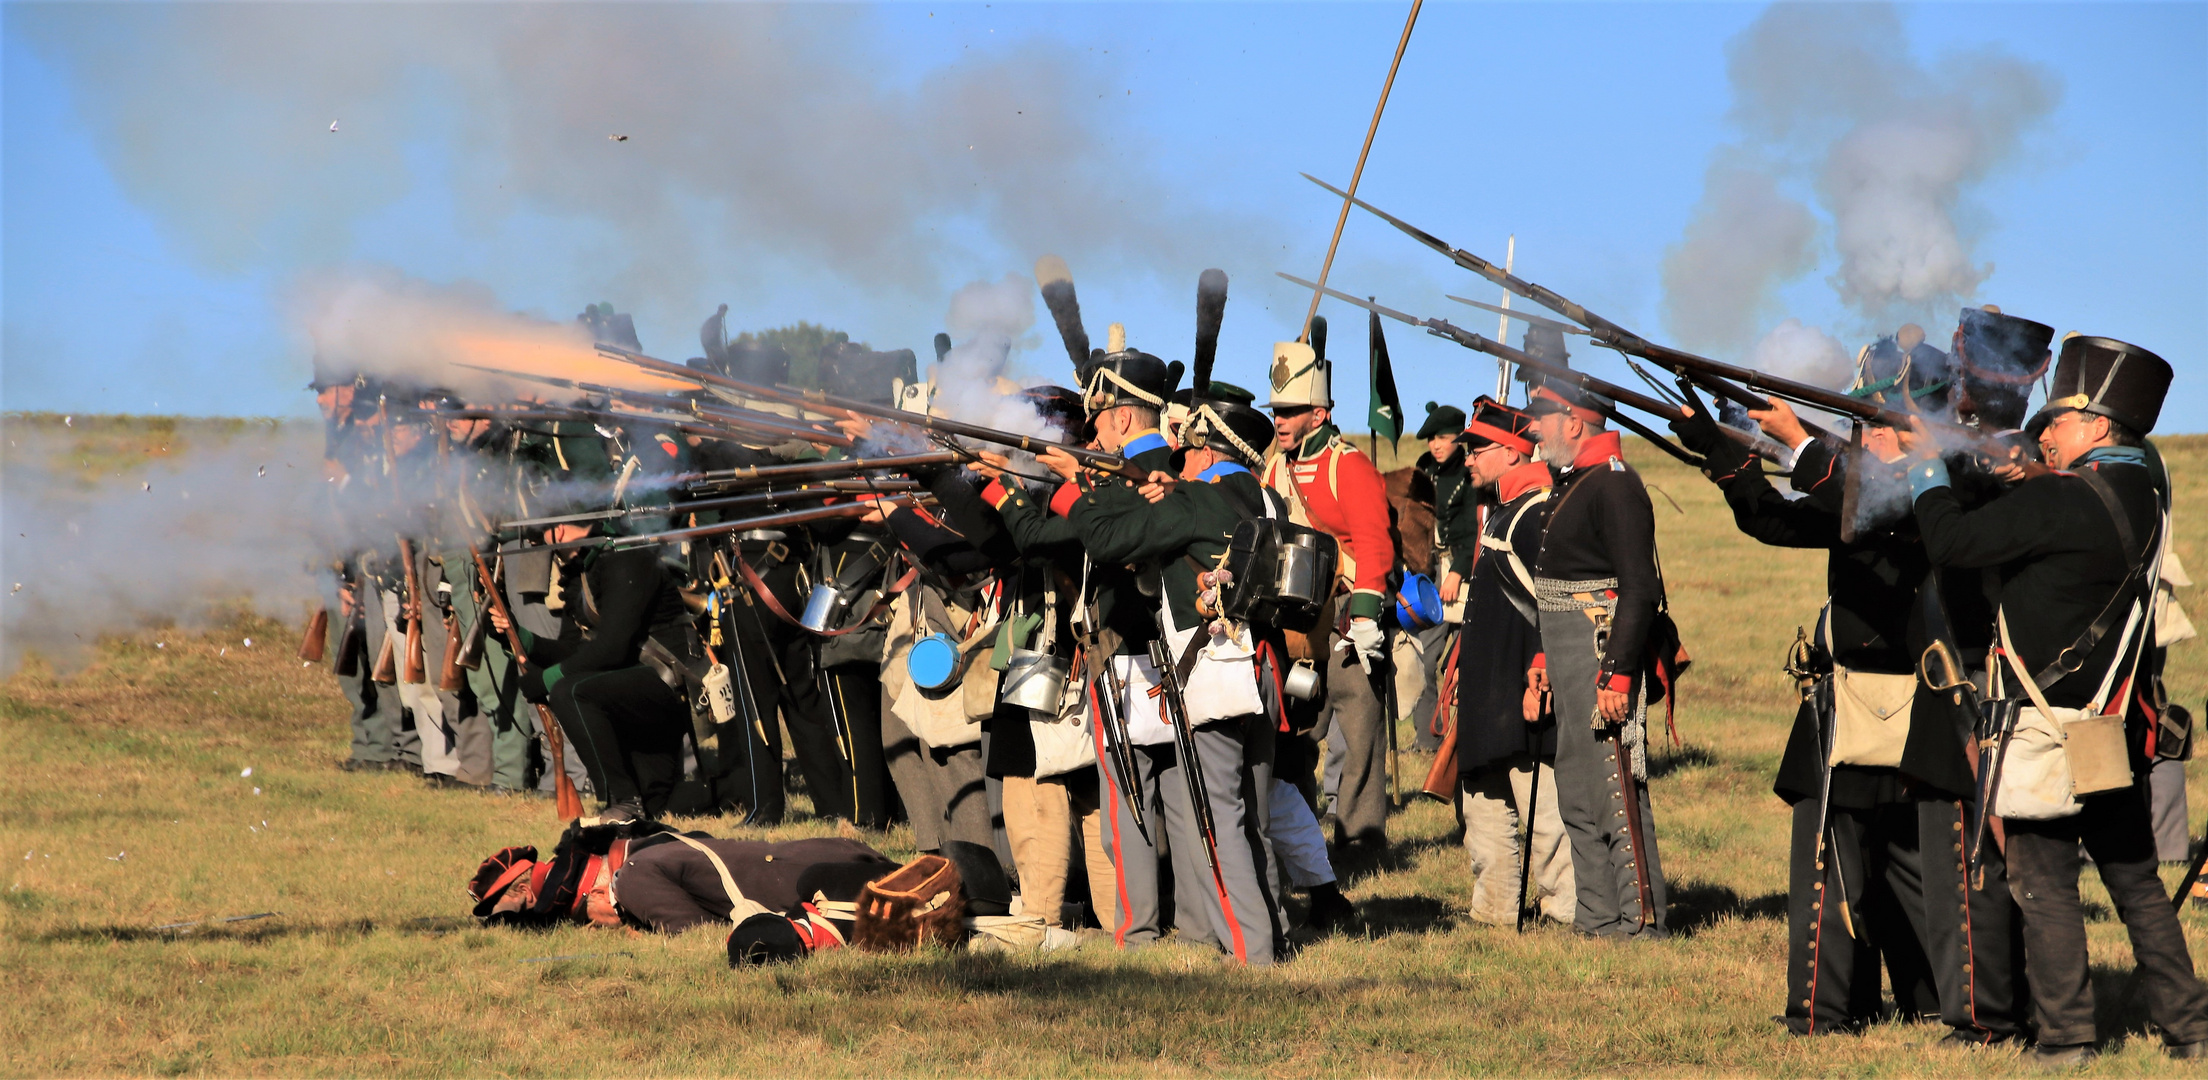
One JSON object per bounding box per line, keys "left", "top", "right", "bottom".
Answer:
{"left": 467, "top": 824, "right": 1070, "bottom": 963}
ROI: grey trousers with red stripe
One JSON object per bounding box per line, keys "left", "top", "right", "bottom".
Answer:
{"left": 1096, "top": 715, "right": 1283, "bottom": 965}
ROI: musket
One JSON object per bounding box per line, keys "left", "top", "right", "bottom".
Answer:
{"left": 1448, "top": 295, "right": 1592, "bottom": 336}
{"left": 772, "top": 384, "right": 1150, "bottom": 483}
{"left": 591, "top": 345, "right": 865, "bottom": 422}
{"left": 398, "top": 537, "right": 428, "bottom": 685}
{"left": 501, "top": 481, "right": 922, "bottom": 532}
{"left": 1280, "top": 277, "right": 1790, "bottom": 466}
{"left": 470, "top": 549, "right": 585, "bottom": 821}
{"left": 680, "top": 452, "right": 963, "bottom": 489}
{"left": 1147, "top": 631, "right": 1234, "bottom": 951}
{"left": 436, "top": 600, "right": 468, "bottom": 692}
{"left": 1077, "top": 565, "right": 1149, "bottom": 843}
{"left": 453, "top": 364, "right": 855, "bottom": 446}
{"left": 1303, "top": 175, "right": 1856, "bottom": 437}
{"left": 538, "top": 495, "right": 931, "bottom": 554}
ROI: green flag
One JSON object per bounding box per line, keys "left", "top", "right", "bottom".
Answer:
{"left": 1367, "top": 306, "right": 1404, "bottom": 441}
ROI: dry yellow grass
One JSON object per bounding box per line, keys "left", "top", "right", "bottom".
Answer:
{"left": 7, "top": 428, "right": 2208, "bottom": 1076}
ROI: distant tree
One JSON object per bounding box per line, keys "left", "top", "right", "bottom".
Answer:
{"left": 733, "top": 322, "right": 863, "bottom": 389}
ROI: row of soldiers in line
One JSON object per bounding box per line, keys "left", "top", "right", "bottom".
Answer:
{"left": 315, "top": 288, "right": 2208, "bottom": 1060}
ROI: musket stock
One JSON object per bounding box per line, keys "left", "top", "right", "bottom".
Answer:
{"left": 470, "top": 549, "right": 584, "bottom": 821}
{"left": 398, "top": 538, "right": 428, "bottom": 685}
{"left": 298, "top": 607, "right": 328, "bottom": 663}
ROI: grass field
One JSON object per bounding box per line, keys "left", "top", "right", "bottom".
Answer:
{"left": 10, "top": 421, "right": 2208, "bottom": 1076}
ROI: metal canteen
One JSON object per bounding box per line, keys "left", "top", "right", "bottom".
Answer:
{"left": 1000, "top": 649, "right": 1071, "bottom": 713}
{"left": 1283, "top": 660, "right": 1321, "bottom": 701}
{"left": 701, "top": 663, "right": 738, "bottom": 724}
{"left": 1275, "top": 532, "right": 1327, "bottom": 606}
{"left": 906, "top": 632, "right": 963, "bottom": 691}
{"left": 798, "top": 582, "right": 850, "bottom": 633}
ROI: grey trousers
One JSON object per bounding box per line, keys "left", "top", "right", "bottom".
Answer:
{"left": 2152, "top": 758, "right": 2191, "bottom": 862}
{"left": 1541, "top": 609, "right": 1667, "bottom": 938}
{"left": 1322, "top": 647, "right": 1389, "bottom": 846}
{"left": 879, "top": 701, "right": 992, "bottom": 853}
{"left": 1097, "top": 715, "right": 1282, "bottom": 965}
{"left": 347, "top": 584, "right": 405, "bottom": 765}
{"left": 335, "top": 590, "right": 402, "bottom": 765}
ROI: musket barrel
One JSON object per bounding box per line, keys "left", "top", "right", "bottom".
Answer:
{"left": 777, "top": 384, "right": 1146, "bottom": 481}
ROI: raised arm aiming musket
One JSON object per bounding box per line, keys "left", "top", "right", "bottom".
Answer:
{"left": 1303, "top": 175, "right": 2035, "bottom": 460}
{"left": 500, "top": 480, "right": 923, "bottom": 532}
{"left": 1278, "top": 276, "right": 1791, "bottom": 467}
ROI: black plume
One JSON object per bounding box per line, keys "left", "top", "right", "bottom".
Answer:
{"left": 1165, "top": 360, "right": 1186, "bottom": 399}
{"left": 1310, "top": 315, "right": 1328, "bottom": 362}
{"left": 1193, "top": 269, "right": 1228, "bottom": 395}
{"left": 1034, "top": 255, "right": 1090, "bottom": 372}
{"left": 933, "top": 333, "right": 952, "bottom": 364}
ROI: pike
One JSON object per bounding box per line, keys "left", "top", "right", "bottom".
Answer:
{"left": 772, "top": 384, "right": 1151, "bottom": 483}
{"left": 501, "top": 481, "right": 923, "bottom": 531}
{"left": 470, "top": 549, "right": 585, "bottom": 821}
{"left": 1278, "top": 276, "right": 1790, "bottom": 466}
{"left": 538, "top": 495, "right": 931, "bottom": 554}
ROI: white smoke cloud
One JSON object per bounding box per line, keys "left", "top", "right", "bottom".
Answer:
{"left": 0, "top": 420, "right": 326, "bottom": 675}
{"left": 1660, "top": 154, "right": 1819, "bottom": 352}
{"left": 1660, "top": 3, "right": 2061, "bottom": 359}
{"left": 1746, "top": 317, "right": 1853, "bottom": 391}
{"left": 926, "top": 274, "right": 1051, "bottom": 439}
{"left": 11, "top": 4, "right": 1271, "bottom": 318}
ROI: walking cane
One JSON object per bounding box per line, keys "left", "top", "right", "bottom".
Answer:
{"left": 1517, "top": 757, "right": 1541, "bottom": 933}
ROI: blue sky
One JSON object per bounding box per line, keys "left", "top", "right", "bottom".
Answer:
{"left": 3, "top": 2, "right": 2202, "bottom": 429}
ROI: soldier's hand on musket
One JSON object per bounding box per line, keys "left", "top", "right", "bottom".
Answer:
{"left": 852, "top": 497, "right": 895, "bottom": 526}
{"left": 488, "top": 606, "right": 511, "bottom": 635}
{"left": 968, "top": 451, "right": 1011, "bottom": 481}
{"left": 1037, "top": 446, "right": 1083, "bottom": 484}
{"left": 1522, "top": 684, "right": 1546, "bottom": 723}
{"left": 1897, "top": 416, "right": 1938, "bottom": 458}
{"left": 1138, "top": 471, "right": 1177, "bottom": 504}
{"left": 1597, "top": 684, "right": 1631, "bottom": 723}
{"left": 1746, "top": 397, "right": 1808, "bottom": 449}
{"left": 834, "top": 415, "right": 873, "bottom": 442}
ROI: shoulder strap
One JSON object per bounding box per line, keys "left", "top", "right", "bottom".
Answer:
{"left": 666, "top": 833, "right": 770, "bottom": 924}
{"left": 2028, "top": 467, "right": 2160, "bottom": 687}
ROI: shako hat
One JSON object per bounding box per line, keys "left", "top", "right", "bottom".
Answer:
{"left": 1525, "top": 379, "right": 1611, "bottom": 424}
{"left": 1849, "top": 329, "right": 1951, "bottom": 414}
{"left": 1082, "top": 323, "right": 1180, "bottom": 416}
{"left": 1268, "top": 316, "right": 1332, "bottom": 409}
{"left": 1415, "top": 402, "right": 1467, "bottom": 440}
{"left": 1952, "top": 305, "right": 2055, "bottom": 432}
{"left": 1461, "top": 396, "right": 1536, "bottom": 456}
{"left": 1182, "top": 397, "right": 1276, "bottom": 467}
{"left": 2028, "top": 335, "right": 2172, "bottom": 438}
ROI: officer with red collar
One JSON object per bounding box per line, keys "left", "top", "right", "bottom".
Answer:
{"left": 1259, "top": 319, "right": 1398, "bottom": 851}
{"left": 1524, "top": 378, "right": 1669, "bottom": 939}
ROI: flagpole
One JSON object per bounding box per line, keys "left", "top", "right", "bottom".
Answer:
{"left": 1297, "top": 0, "right": 1424, "bottom": 344}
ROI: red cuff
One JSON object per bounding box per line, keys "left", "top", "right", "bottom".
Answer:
{"left": 1529, "top": 653, "right": 1546, "bottom": 671}
{"left": 1048, "top": 482, "right": 1083, "bottom": 518}
{"left": 1602, "top": 673, "right": 1633, "bottom": 694}
{"left": 981, "top": 480, "right": 1009, "bottom": 509}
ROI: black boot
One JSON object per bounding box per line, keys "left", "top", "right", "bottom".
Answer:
{"left": 1304, "top": 881, "right": 1355, "bottom": 934}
